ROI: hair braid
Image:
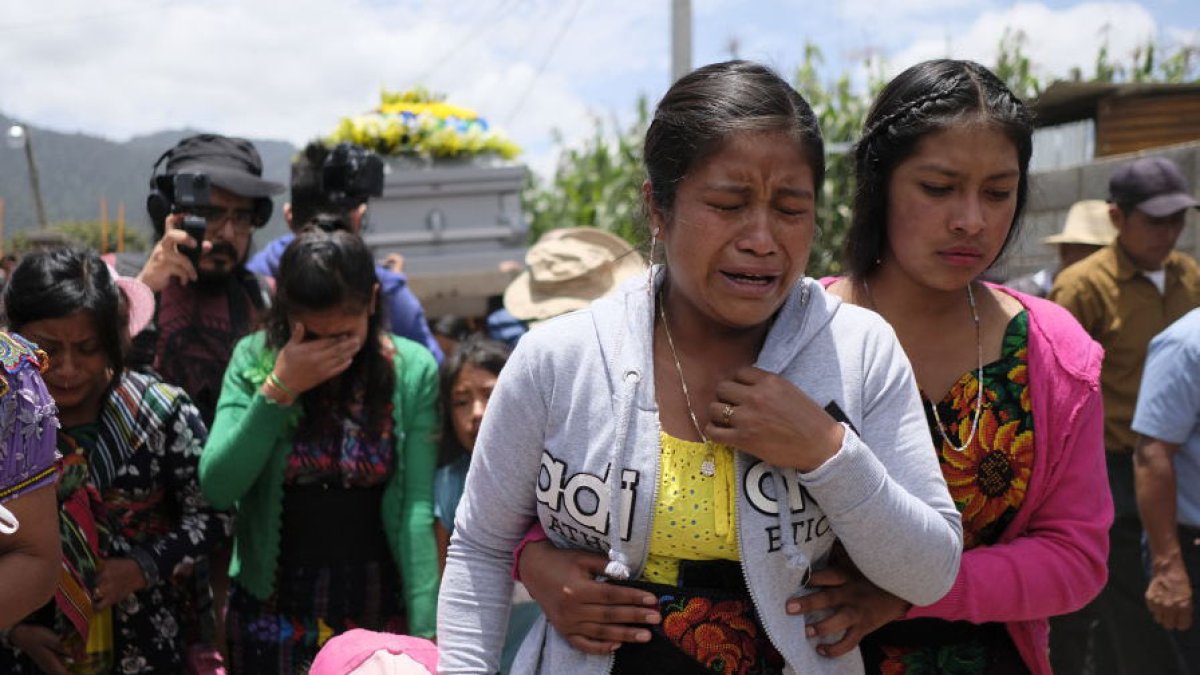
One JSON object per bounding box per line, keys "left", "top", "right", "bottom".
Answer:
{"left": 857, "top": 75, "right": 967, "bottom": 163}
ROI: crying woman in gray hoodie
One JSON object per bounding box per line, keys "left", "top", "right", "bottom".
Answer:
{"left": 437, "top": 60, "right": 963, "bottom": 675}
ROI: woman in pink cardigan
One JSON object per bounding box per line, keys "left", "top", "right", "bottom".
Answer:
{"left": 797, "top": 59, "right": 1111, "bottom": 673}
{"left": 515, "top": 59, "right": 1111, "bottom": 675}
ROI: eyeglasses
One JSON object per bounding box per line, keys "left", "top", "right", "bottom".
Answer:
{"left": 189, "top": 205, "right": 258, "bottom": 233}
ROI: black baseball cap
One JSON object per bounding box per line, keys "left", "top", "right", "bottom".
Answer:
{"left": 1109, "top": 156, "right": 1200, "bottom": 218}
{"left": 165, "top": 134, "right": 285, "bottom": 198}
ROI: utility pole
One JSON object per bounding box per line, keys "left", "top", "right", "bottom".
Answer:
{"left": 6, "top": 125, "right": 49, "bottom": 230}
{"left": 671, "top": 0, "right": 691, "bottom": 83}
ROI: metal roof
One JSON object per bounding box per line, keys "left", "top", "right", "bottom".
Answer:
{"left": 1031, "top": 80, "right": 1200, "bottom": 127}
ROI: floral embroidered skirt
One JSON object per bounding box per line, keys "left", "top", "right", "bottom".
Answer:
{"left": 611, "top": 565, "right": 784, "bottom": 675}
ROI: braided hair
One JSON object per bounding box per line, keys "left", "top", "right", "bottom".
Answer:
{"left": 844, "top": 59, "right": 1034, "bottom": 278}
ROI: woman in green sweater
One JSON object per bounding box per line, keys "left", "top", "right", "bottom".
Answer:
{"left": 200, "top": 229, "right": 440, "bottom": 674}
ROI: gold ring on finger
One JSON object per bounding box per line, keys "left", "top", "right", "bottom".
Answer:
{"left": 721, "top": 403, "right": 735, "bottom": 427}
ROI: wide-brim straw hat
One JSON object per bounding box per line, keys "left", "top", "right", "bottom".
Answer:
{"left": 1042, "top": 200, "right": 1118, "bottom": 246}
{"left": 504, "top": 227, "right": 646, "bottom": 322}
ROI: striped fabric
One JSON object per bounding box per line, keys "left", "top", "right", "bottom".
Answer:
{"left": 87, "top": 373, "right": 179, "bottom": 489}
{"left": 54, "top": 427, "right": 109, "bottom": 646}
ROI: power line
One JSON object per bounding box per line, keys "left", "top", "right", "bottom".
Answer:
{"left": 472, "top": 1, "right": 568, "bottom": 107}
{"left": 409, "top": 0, "right": 515, "bottom": 87}
{"left": 503, "top": 0, "right": 583, "bottom": 127}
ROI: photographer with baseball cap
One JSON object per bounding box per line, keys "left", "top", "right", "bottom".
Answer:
{"left": 246, "top": 141, "right": 442, "bottom": 362}
{"left": 134, "top": 133, "right": 285, "bottom": 426}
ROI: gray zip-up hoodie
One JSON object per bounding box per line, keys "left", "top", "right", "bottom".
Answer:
{"left": 438, "top": 272, "right": 962, "bottom": 674}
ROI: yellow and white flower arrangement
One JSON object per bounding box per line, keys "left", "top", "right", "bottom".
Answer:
{"left": 327, "top": 87, "right": 521, "bottom": 161}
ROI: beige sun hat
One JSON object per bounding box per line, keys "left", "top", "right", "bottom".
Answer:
{"left": 503, "top": 227, "right": 646, "bottom": 322}
{"left": 1042, "top": 200, "right": 1118, "bottom": 246}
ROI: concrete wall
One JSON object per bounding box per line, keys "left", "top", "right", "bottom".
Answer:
{"left": 996, "top": 140, "right": 1200, "bottom": 280}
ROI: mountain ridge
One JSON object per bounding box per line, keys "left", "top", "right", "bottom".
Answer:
{"left": 0, "top": 114, "right": 296, "bottom": 244}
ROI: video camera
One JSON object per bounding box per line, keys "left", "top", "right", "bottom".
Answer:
{"left": 168, "top": 172, "right": 212, "bottom": 210}
{"left": 304, "top": 143, "right": 384, "bottom": 233}
{"left": 155, "top": 173, "right": 211, "bottom": 266}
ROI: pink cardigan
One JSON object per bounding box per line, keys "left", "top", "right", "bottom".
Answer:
{"left": 910, "top": 285, "right": 1111, "bottom": 674}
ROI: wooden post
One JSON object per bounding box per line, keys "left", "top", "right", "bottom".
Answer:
{"left": 116, "top": 202, "right": 126, "bottom": 253}
{"left": 19, "top": 128, "right": 49, "bottom": 230}
{"left": 100, "top": 196, "right": 110, "bottom": 253}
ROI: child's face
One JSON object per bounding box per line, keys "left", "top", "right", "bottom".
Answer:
{"left": 450, "top": 362, "right": 498, "bottom": 452}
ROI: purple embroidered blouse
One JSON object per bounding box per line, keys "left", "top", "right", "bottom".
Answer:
{"left": 0, "top": 331, "right": 60, "bottom": 504}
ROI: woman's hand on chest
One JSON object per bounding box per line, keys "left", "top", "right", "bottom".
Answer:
{"left": 705, "top": 366, "right": 844, "bottom": 472}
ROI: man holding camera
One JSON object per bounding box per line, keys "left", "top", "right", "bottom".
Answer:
{"left": 135, "top": 133, "right": 284, "bottom": 426}
{"left": 246, "top": 141, "right": 442, "bottom": 362}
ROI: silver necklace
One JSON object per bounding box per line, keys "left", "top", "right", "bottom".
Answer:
{"left": 658, "top": 290, "right": 718, "bottom": 476}
{"left": 862, "top": 277, "right": 984, "bottom": 454}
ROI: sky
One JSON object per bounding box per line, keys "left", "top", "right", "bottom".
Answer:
{"left": 0, "top": 0, "right": 1195, "bottom": 178}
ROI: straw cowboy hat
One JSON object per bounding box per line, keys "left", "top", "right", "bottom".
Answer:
{"left": 1042, "top": 200, "right": 1118, "bottom": 247}
{"left": 503, "top": 227, "right": 646, "bottom": 322}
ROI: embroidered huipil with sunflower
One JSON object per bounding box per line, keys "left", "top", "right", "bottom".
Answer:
{"left": 865, "top": 311, "right": 1034, "bottom": 674}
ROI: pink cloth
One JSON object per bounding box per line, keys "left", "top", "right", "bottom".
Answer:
{"left": 99, "top": 253, "right": 154, "bottom": 338}
{"left": 513, "top": 522, "right": 549, "bottom": 580}
{"left": 822, "top": 279, "right": 1112, "bottom": 675}
{"left": 309, "top": 630, "right": 438, "bottom": 675}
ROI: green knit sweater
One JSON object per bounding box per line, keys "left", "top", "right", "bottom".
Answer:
{"left": 199, "top": 331, "right": 440, "bottom": 637}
